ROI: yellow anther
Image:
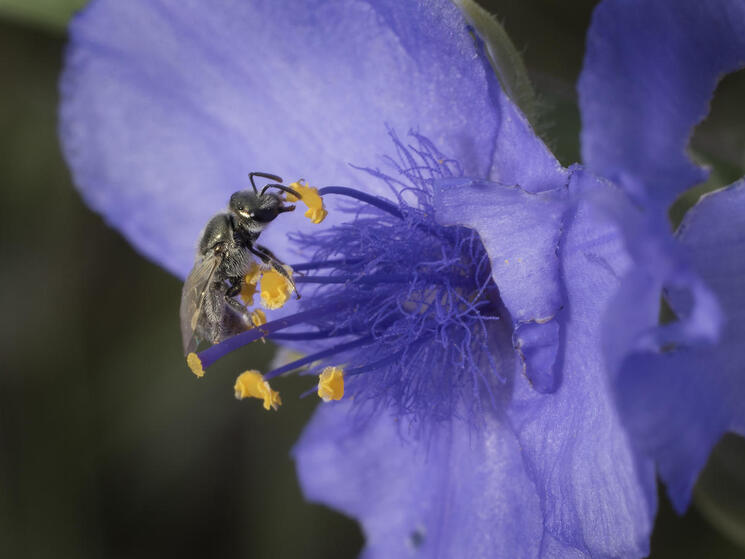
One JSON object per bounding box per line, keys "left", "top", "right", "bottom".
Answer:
{"left": 245, "top": 261, "right": 262, "bottom": 284}
{"left": 240, "top": 262, "right": 262, "bottom": 305}
{"left": 306, "top": 207, "right": 328, "bottom": 224}
{"left": 317, "top": 367, "right": 344, "bottom": 402}
{"left": 234, "top": 370, "right": 282, "bottom": 411}
{"left": 240, "top": 281, "right": 258, "bottom": 306}
{"left": 284, "top": 180, "right": 304, "bottom": 202}
{"left": 250, "top": 308, "right": 267, "bottom": 328}
{"left": 260, "top": 266, "right": 294, "bottom": 309}
{"left": 187, "top": 352, "right": 204, "bottom": 378}
{"left": 288, "top": 179, "right": 328, "bottom": 224}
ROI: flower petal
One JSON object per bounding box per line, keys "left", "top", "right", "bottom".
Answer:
{"left": 486, "top": 65, "right": 568, "bottom": 194}
{"left": 675, "top": 181, "right": 745, "bottom": 355}
{"left": 293, "top": 402, "right": 544, "bottom": 559}
{"left": 614, "top": 180, "right": 745, "bottom": 512}
{"left": 616, "top": 349, "right": 729, "bottom": 514}
{"left": 59, "top": 0, "right": 555, "bottom": 277}
{"left": 578, "top": 0, "right": 745, "bottom": 212}
{"left": 508, "top": 169, "right": 657, "bottom": 558}
{"left": 433, "top": 176, "right": 568, "bottom": 392}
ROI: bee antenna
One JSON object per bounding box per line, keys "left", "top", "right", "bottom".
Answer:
{"left": 261, "top": 183, "right": 302, "bottom": 199}
{"left": 249, "top": 172, "right": 284, "bottom": 194}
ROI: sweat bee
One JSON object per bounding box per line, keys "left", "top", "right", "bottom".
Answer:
{"left": 180, "top": 172, "right": 300, "bottom": 354}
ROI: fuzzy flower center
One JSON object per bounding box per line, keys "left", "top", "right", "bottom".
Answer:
{"left": 190, "top": 135, "right": 509, "bottom": 423}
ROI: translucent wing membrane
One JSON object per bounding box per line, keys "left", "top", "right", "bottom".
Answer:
{"left": 179, "top": 251, "right": 222, "bottom": 355}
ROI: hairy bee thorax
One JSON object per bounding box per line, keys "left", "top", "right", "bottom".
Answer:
{"left": 198, "top": 213, "right": 235, "bottom": 255}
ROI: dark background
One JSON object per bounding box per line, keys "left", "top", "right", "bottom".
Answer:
{"left": 0, "top": 1, "right": 743, "bottom": 557}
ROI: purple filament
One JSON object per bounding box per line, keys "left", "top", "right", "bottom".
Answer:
{"left": 269, "top": 330, "right": 338, "bottom": 341}
{"left": 295, "top": 274, "right": 417, "bottom": 285}
{"left": 294, "top": 273, "right": 474, "bottom": 288}
{"left": 196, "top": 300, "right": 356, "bottom": 370}
{"left": 264, "top": 336, "right": 372, "bottom": 380}
{"left": 345, "top": 351, "right": 404, "bottom": 377}
{"left": 318, "top": 186, "right": 403, "bottom": 218}
{"left": 290, "top": 258, "right": 362, "bottom": 272}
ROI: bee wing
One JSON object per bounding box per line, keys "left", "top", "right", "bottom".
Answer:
{"left": 180, "top": 252, "right": 222, "bottom": 355}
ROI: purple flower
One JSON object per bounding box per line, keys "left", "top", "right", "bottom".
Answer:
{"left": 59, "top": 0, "right": 745, "bottom": 557}
{"left": 578, "top": 0, "right": 745, "bottom": 514}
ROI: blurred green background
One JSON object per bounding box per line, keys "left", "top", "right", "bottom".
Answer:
{"left": 0, "top": 1, "right": 743, "bottom": 557}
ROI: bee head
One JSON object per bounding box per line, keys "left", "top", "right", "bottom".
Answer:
{"left": 229, "top": 183, "right": 298, "bottom": 231}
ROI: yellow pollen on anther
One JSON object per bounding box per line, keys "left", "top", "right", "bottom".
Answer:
{"left": 250, "top": 308, "right": 267, "bottom": 328}
{"left": 240, "top": 261, "right": 262, "bottom": 305}
{"left": 240, "top": 281, "right": 258, "bottom": 306}
{"left": 287, "top": 179, "right": 328, "bottom": 224}
{"left": 317, "top": 367, "right": 344, "bottom": 402}
{"left": 234, "top": 370, "right": 282, "bottom": 410}
{"left": 245, "top": 261, "right": 262, "bottom": 284}
{"left": 260, "top": 266, "right": 294, "bottom": 309}
{"left": 187, "top": 352, "right": 205, "bottom": 378}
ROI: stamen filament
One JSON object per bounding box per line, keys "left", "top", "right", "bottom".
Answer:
{"left": 318, "top": 186, "right": 403, "bottom": 218}
{"left": 290, "top": 259, "right": 362, "bottom": 272}
{"left": 269, "top": 330, "right": 340, "bottom": 341}
{"left": 264, "top": 336, "right": 372, "bottom": 380}
{"left": 294, "top": 274, "right": 473, "bottom": 287}
{"left": 345, "top": 337, "right": 429, "bottom": 377}
{"left": 299, "top": 385, "right": 320, "bottom": 399}
{"left": 345, "top": 352, "right": 402, "bottom": 377}
{"left": 294, "top": 274, "right": 415, "bottom": 285}
{"left": 195, "top": 300, "right": 357, "bottom": 371}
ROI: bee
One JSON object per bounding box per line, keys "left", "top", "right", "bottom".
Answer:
{"left": 180, "top": 172, "right": 301, "bottom": 355}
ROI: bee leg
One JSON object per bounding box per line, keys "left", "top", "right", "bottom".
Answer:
{"left": 251, "top": 244, "right": 305, "bottom": 276}
{"left": 251, "top": 243, "right": 279, "bottom": 260}
{"left": 225, "top": 276, "right": 243, "bottom": 298}
{"left": 250, "top": 244, "right": 301, "bottom": 299}
{"left": 224, "top": 295, "right": 251, "bottom": 325}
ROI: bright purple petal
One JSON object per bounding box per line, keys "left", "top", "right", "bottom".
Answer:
{"left": 60, "top": 0, "right": 558, "bottom": 278}
{"left": 675, "top": 181, "right": 745, "bottom": 363}
{"left": 513, "top": 320, "right": 561, "bottom": 394}
{"left": 433, "top": 176, "right": 568, "bottom": 392}
{"left": 578, "top": 0, "right": 745, "bottom": 212}
{"left": 507, "top": 169, "right": 657, "bottom": 558}
{"left": 613, "top": 180, "right": 745, "bottom": 512}
{"left": 294, "top": 401, "right": 544, "bottom": 559}
{"left": 616, "top": 349, "right": 729, "bottom": 513}
{"left": 486, "top": 65, "right": 568, "bottom": 194}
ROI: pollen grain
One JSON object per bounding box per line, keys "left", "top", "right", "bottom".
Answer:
{"left": 317, "top": 366, "right": 345, "bottom": 402}
{"left": 260, "top": 267, "right": 294, "bottom": 309}
{"left": 250, "top": 308, "right": 267, "bottom": 327}
{"left": 234, "top": 370, "right": 282, "bottom": 411}
{"left": 187, "top": 352, "right": 205, "bottom": 378}
{"left": 287, "top": 179, "right": 328, "bottom": 224}
{"left": 240, "top": 262, "right": 262, "bottom": 305}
